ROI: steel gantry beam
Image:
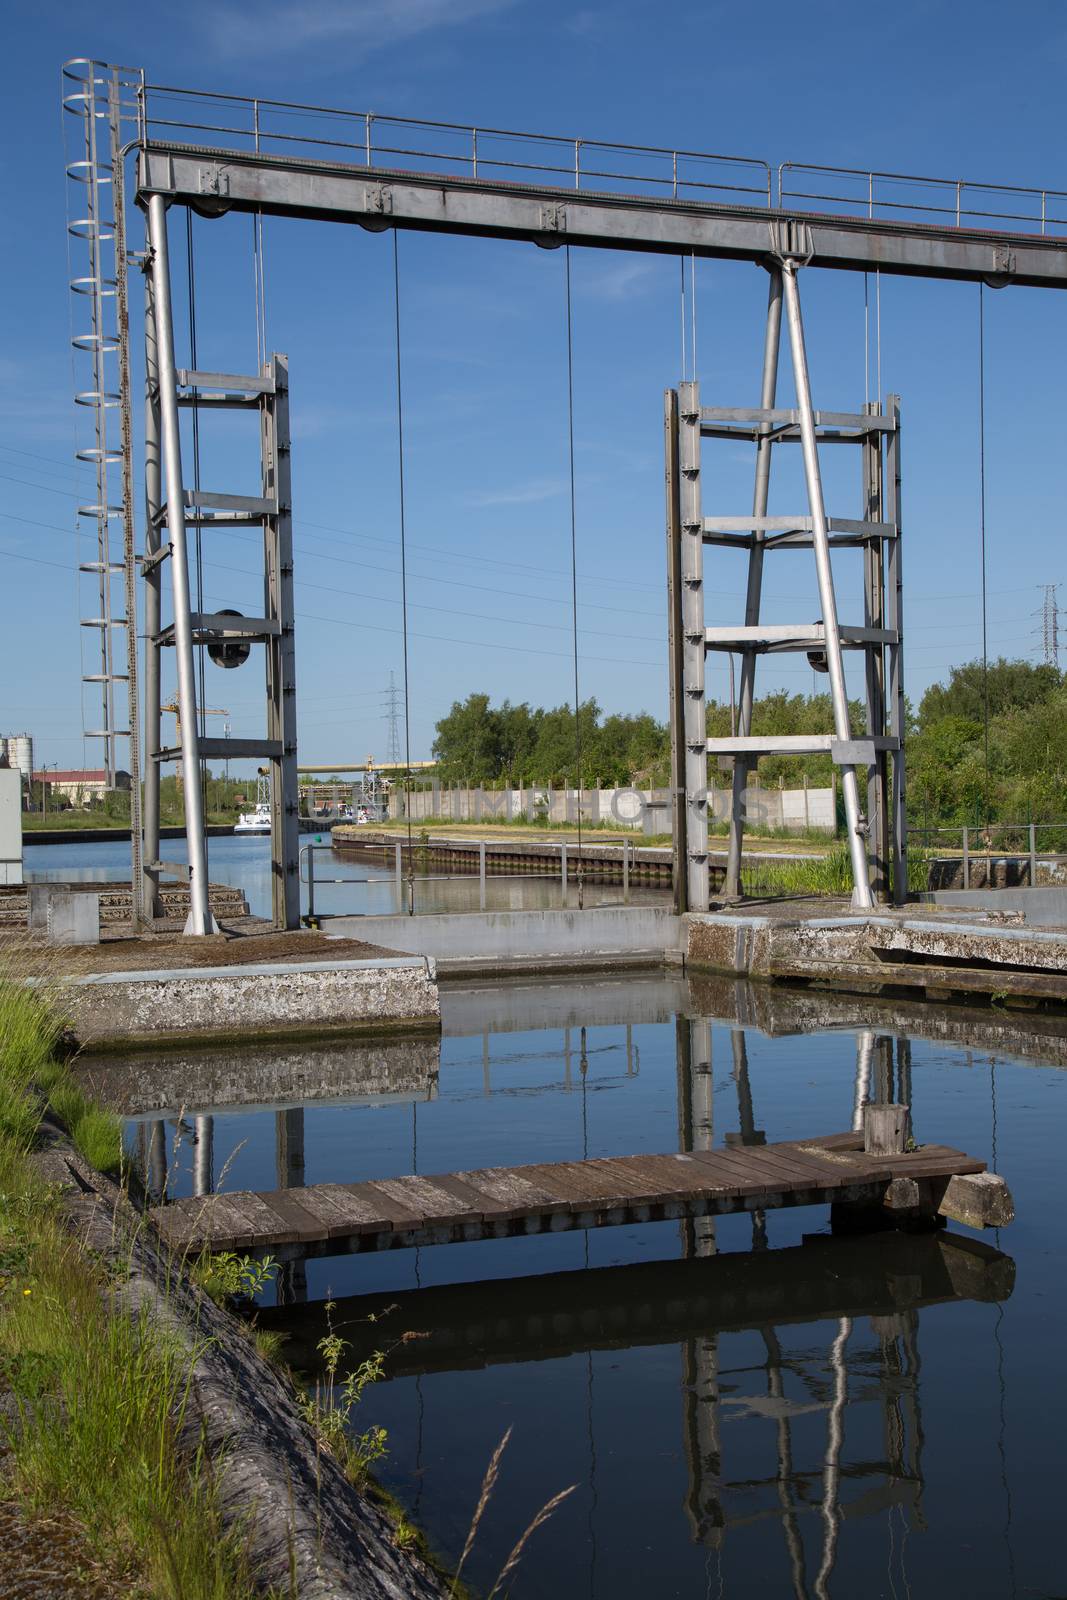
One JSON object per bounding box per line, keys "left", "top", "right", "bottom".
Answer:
{"left": 137, "top": 143, "right": 1067, "bottom": 288}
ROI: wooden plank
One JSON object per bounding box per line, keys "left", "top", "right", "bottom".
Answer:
{"left": 299, "top": 1183, "right": 387, "bottom": 1237}
{"left": 221, "top": 1190, "right": 302, "bottom": 1249}
{"left": 521, "top": 1159, "right": 656, "bottom": 1209}
{"left": 630, "top": 1150, "right": 756, "bottom": 1200}
{"left": 724, "top": 1143, "right": 888, "bottom": 1190}
{"left": 703, "top": 1148, "right": 841, "bottom": 1194}
{"left": 770, "top": 1142, "right": 881, "bottom": 1184}
{"left": 153, "top": 1196, "right": 235, "bottom": 1251}
{"left": 453, "top": 1166, "right": 567, "bottom": 1220}
{"left": 882, "top": 1147, "right": 986, "bottom": 1179}
{"left": 369, "top": 1175, "right": 483, "bottom": 1228}
{"left": 584, "top": 1157, "right": 685, "bottom": 1201}
{"left": 259, "top": 1188, "right": 332, "bottom": 1244}
{"left": 422, "top": 1173, "right": 492, "bottom": 1221}
{"left": 800, "top": 1131, "right": 865, "bottom": 1152}
{"left": 680, "top": 1147, "right": 785, "bottom": 1197}
{"left": 357, "top": 1180, "right": 428, "bottom": 1231}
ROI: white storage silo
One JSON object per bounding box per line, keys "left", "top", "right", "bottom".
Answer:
{"left": 2, "top": 734, "right": 33, "bottom": 783}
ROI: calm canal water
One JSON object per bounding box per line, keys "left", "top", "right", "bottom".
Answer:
{"left": 74, "top": 969, "right": 1065, "bottom": 1600}
{"left": 23, "top": 832, "right": 663, "bottom": 920}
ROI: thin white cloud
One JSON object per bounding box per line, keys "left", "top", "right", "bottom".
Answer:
{"left": 582, "top": 257, "right": 656, "bottom": 302}
{"left": 210, "top": 0, "right": 520, "bottom": 59}
{"left": 465, "top": 478, "right": 565, "bottom": 508}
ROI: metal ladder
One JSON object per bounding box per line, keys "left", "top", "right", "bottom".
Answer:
{"left": 667, "top": 236, "right": 905, "bottom": 910}
{"left": 142, "top": 195, "right": 299, "bottom": 932}
{"left": 62, "top": 60, "right": 144, "bottom": 906}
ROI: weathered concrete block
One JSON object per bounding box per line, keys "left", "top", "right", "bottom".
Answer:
{"left": 27, "top": 883, "right": 51, "bottom": 929}
{"left": 0, "top": 768, "right": 21, "bottom": 887}
{"left": 937, "top": 1171, "right": 1014, "bottom": 1230}
{"left": 47, "top": 889, "right": 100, "bottom": 945}
{"left": 59, "top": 954, "right": 439, "bottom": 1048}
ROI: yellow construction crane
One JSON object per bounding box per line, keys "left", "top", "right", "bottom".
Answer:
{"left": 161, "top": 702, "right": 230, "bottom": 788}
{"left": 161, "top": 701, "right": 230, "bottom": 743}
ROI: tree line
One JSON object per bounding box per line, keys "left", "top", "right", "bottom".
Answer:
{"left": 431, "top": 658, "right": 1067, "bottom": 824}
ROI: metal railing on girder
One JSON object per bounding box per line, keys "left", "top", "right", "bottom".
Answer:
{"left": 130, "top": 78, "right": 1067, "bottom": 240}
{"left": 138, "top": 83, "right": 773, "bottom": 207}
{"left": 777, "top": 161, "right": 1067, "bottom": 237}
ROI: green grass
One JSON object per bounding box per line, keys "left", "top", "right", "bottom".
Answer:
{"left": 22, "top": 807, "right": 241, "bottom": 833}
{"left": 0, "top": 1141, "right": 263, "bottom": 1599}
{"left": 742, "top": 845, "right": 931, "bottom": 898}
{"left": 0, "top": 964, "right": 123, "bottom": 1174}
{"left": 0, "top": 962, "right": 276, "bottom": 1599}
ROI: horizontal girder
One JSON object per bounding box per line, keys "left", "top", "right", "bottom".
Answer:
{"left": 138, "top": 142, "right": 1067, "bottom": 287}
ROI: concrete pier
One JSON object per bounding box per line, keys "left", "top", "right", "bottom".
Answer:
{"left": 52, "top": 953, "right": 439, "bottom": 1049}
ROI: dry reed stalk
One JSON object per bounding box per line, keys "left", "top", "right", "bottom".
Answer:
{"left": 449, "top": 1426, "right": 512, "bottom": 1596}
{"left": 486, "top": 1483, "right": 578, "bottom": 1600}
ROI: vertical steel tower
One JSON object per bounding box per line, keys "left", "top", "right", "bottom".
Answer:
{"left": 666, "top": 235, "right": 906, "bottom": 909}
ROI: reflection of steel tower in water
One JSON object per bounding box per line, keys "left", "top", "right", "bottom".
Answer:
{"left": 675, "top": 1014, "right": 928, "bottom": 1586}
{"left": 677, "top": 1017, "right": 722, "bottom": 1543}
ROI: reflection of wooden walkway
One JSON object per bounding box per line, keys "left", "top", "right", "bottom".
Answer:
{"left": 152, "top": 1131, "right": 989, "bottom": 1262}
{"left": 259, "top": 1229, "right": 1015, "bottom": 1377}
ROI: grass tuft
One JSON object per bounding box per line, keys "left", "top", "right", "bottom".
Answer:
{"left": 0, "top": 1142, "right": 260, "bottom": 1598}
{"left": 0, "top": 970, "right": 264, "bottom": 1600}
{"left": 0, "top": 957, "right": 123, "bottom": 1174}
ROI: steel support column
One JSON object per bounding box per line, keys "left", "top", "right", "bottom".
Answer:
{"left": 262, "top": 354, "right": 300, "bottom": 929}
{"left": 863, "top": 401, "right": 889, "bottom": 899}
{"left": 885, "top": 396, "right": 907, "bottom": 903}
{"left": 724, "top": 268, "right": 783, "bottom": 898}
{"left": 679, "top": 381, "right": 709, "bottom": 910}
{"left": 665, "top": 388, "right": 688, "bottom": 912}
{"left": 141, "top": 244, "right": 163, "bottom": 916}
{"left": 780, "top": 262, "right": 873, "bottom": 909}
{"left": 145, "top": 193, "right": 214, "bottom": 934}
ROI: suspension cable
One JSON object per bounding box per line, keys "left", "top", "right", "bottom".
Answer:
{"left": 979, "top": 283, "right": 990, "bottom": 818}
{"left": 253, "top": 210, "right": 267, "bottom": 368}
{"left": 564, "top": 245, "right": 584, "bottom": 908}
{"left": 864, "top": 273, "right": 870, "bottom": 405}
{"left": 392, "top": 232, "right": 415, "bottom": 914}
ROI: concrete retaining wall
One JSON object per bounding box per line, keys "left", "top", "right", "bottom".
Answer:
{"left": 685, "top": 908, "right": 1067, "bottom": 988}
{"left": 924, "top": 887, "right": 1067, "bottom": 925}
{"left": 392, "top": 782, "right": 834, "bottom": 834}
{"left": 55, "top": 955, "right": 439, "bottom": 1049}
{"left": 328, "top": 907, "right": 684, "bottom": 968}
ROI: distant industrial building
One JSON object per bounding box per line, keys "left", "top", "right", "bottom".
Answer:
{"left": 33, "top": 769, "right": 130, "bottom": 806}
{"left": 0, "top": 733, "right": 34, "bottom": 781}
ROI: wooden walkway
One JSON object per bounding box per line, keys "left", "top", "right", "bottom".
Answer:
{"left": 152, "top": 1131, "right": 987, "bottom": 1262}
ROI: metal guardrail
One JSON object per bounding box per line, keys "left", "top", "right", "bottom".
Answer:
{"left": 777, "top": 162, "right": 1067, "bottom": 238}
{"left": 127, "top": 77, "right": 1067, "bottom": 241}
{"left": 138, "top": 83, "right": 772, "bottom": 207}
{"left": 299, "top": 837, "right": 637, "bottom": 922}
{"left": 904, "top": 822, "right": 1067, "bottom": 890}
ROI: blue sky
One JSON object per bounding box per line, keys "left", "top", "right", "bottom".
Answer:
{"left": 2, "top": 0, "right": 1066, "bottom": 770}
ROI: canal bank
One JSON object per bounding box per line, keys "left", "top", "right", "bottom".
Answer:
{"left": 0, "top": 978, "right": 448, "bottom": 1599}
{"left": 93, "top": 967, "right": 1052, "bottom": 1600}
{"left": 26, "top": 893, "right": 1067, "bottom": 1052}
